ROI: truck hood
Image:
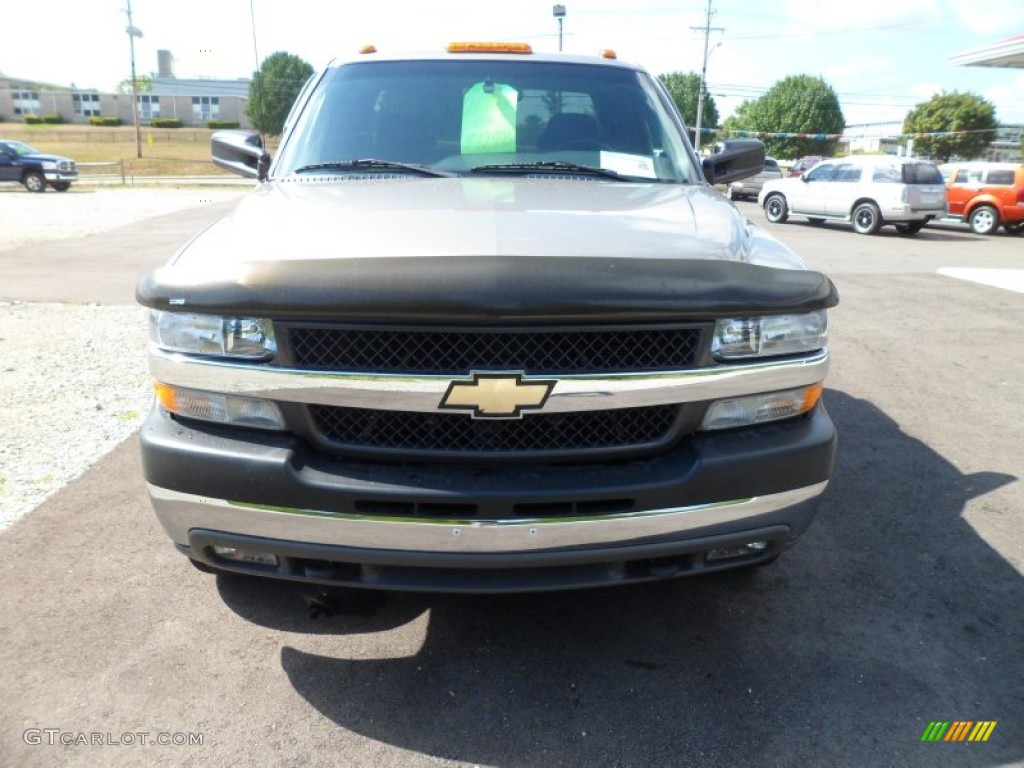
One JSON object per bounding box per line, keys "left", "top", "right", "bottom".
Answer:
{"left": 139, "top": 177, "right": 836, "bottom": 323}
{"left": 24, "top": 152, "right": 73, "bottom": 164}
{"left": 175, "top": 177, "right": 801, "bottom": 268}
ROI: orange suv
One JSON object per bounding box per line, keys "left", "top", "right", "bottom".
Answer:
{"left": 940, "top": 162, "right": 1024, "bottom": 235}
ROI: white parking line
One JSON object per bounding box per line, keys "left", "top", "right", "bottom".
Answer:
{"left": 938, "top": 268, "right": 1024, "bottom": 294}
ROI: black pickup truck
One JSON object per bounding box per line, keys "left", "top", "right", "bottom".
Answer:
{"left": 137, "top": 43, "right": 838, "bottom": 593}
{"left": 0, "top": 139, "right": 78, "bottom": 192}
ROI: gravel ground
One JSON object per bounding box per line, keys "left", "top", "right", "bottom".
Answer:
{"left": 0, "top": 301, "right": 151, "bottom": 529}
{"left": 0, "top": 186, "right": 243, "bottom": 529}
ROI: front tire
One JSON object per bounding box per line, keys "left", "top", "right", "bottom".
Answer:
{"left": 51, "top": 181, "right": 71, "bottom": 192}
{"left": 23, "top": 171, "right": 46, "bottom": 193}
{"left": 852, "top": 202, "right": 881, "bottom": 235}
{"left": 969, "top": 205, "right": 999, "bottom": 235}
{"left": 1004, "top": 221, "right": 1023, "bottom": 235}
{"left": 764, "top": 193, "right": 788, "bottom": 223}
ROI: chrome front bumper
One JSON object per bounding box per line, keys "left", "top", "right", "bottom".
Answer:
{"left": 149, "top": 481, "right": 828, "bottom": 554}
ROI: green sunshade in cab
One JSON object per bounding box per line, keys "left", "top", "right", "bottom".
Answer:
{"left": 461, "top": 82, "right": 518, "bottom": 154}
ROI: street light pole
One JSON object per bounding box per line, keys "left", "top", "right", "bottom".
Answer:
{"left": 125, "top": 0, "right": 143, "bottom": 159}
{"left": 553, "top": 5, "right": 566, "bottom": 52}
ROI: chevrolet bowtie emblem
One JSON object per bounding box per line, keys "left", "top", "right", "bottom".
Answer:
{"left": 440, "top": 372, "right": 556, "bottom": 419}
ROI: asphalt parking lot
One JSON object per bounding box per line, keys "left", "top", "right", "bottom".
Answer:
{"left": 0, "top": 190, "right": 1021, "bottom": 767}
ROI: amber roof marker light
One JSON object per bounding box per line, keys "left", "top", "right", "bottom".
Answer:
{"left": 446, "top": 42, "right": 533, "bottom": 54}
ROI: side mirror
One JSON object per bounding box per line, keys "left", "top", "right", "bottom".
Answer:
{"left": 702, "top": 139, "right": 765, "bottom": 185}
{"left": 801, "top": 174, "right": 811, "bottom": 183}
{"left": 212, "top": 130, "right": 270, "bottom": 181}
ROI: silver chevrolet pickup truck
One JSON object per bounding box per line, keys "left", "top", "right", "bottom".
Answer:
{"left": 137, "top": 43, "right": 838, "bottom": 592}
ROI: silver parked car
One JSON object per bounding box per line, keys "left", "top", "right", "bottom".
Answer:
{"left": 758, "top": 155, "right": 947, "bottom": 235}
{"left": 722, "top": 156, "right": 783, "bottom": 201}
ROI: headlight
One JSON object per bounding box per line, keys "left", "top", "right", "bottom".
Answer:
{"left": 712, "top": 310, "right": 827, "bottom": 360}
{"left": 149, "top": 311, "right": 276, "bottom": 360}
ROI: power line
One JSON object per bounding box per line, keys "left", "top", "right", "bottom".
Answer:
{"left": 726, "top": 19, "right": 932, "bottom": 41}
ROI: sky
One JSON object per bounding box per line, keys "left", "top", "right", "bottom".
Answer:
{"left": 3, "top": 0, "right": 1023, "bottom": 128}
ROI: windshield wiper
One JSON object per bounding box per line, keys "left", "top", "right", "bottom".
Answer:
{"left": 470, "top": 161, "right": 627, "bottom": 181}
{"left": 293, "top": 159, "right": 454, "bottom": 178}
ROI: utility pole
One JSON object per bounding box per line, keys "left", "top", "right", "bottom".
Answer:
{"left": 691, "top": 0, "right": 724, "bottom": 153}
{"left": 124, "top": 0, "right": 143, "bottom": 159}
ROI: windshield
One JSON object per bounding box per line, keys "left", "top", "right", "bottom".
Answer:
{"left": 7, "top": 141, "right": 41, "bottom": 156}
{"left": 274, "top": 59, "right": 699, "bottom": 183}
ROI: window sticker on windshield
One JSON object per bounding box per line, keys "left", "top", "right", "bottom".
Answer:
{"left": 461, "top": 82, "right": 518, "bottom": 154}
{"left": 599, "top": 152, "right": 657, "bottom": 179}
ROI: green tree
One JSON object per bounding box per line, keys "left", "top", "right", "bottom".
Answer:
{"left": 721, "top": 99, "right": 756, "bottom": 135}
{"left": 722, "top": 75, "right": 844, "bottom": 159}
{"left": 902, "top": 91, "right": 997, "bottom": 162}
{"left": 658, "top": 72, "right": 719, "bottom": 141}
{"left": 115, "top": 74, "right": 152, "bottom": 94}
{"left": 247, "top": 51, "right": 314, "bottom": 136}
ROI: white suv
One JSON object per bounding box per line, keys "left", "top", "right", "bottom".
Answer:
{"left": 758, "top": 155, "right": 947, "bottom": 235}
